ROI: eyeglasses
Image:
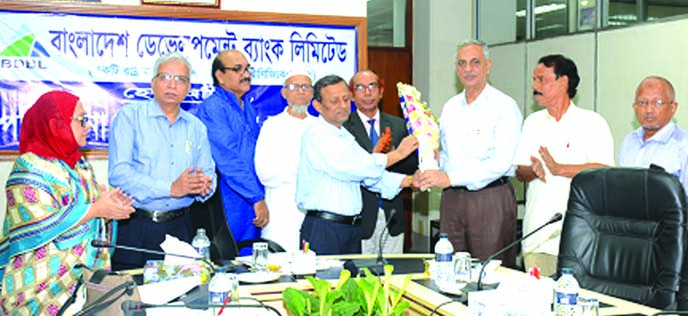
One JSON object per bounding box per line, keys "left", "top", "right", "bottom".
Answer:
{"left": 284, "top": 84, "right": 313, "bottom": 91}
{"left": 353, "top": 82, "right": 379, "bottom": 93}
{"left": 72, "top": 115, "right": 90, "bottom": 127}
{"left": 155, "top": 73, "right": 190, "bottom": 85}
{"left": 222, "top": 65, "right": 254, "bottom": 74}
{"left": 634, "top": 99, "right": 671, "bottom": 108}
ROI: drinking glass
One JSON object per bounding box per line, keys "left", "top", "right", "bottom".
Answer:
{"left": 252, "top": 242, "right": 269, "bottom": 272}
{"left": 453, "top": 252, "right": 472, "bottom": 282}
{"left": 578, "top": 296, "right": 599, "bottom": 316}
{"left": 227, "top": 273, "right": 239, "bottom": 302}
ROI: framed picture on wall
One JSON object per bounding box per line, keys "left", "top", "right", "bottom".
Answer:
{"left": 141, "top": 0, "right": 220, "bottom": 7}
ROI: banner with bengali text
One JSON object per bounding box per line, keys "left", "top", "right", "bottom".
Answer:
{"left": 0, "top": 10, "right": 358, "bottom": 149}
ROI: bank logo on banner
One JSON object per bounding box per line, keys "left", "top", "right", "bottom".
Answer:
{"left": 0, "top": 32, "right": 50, "bottom": 57}
{"left": 0, "top": 26, "right": 50, "bottom": 71}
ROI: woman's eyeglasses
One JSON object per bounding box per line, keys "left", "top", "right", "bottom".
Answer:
{"left": 73, "top": 115, "right": 90, "bottom": 127}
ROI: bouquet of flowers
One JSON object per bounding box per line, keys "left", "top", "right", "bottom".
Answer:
{"left": 397, "top": 82, "right": 440, "bottom": 170}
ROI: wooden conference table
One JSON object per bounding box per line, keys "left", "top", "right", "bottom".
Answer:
{"left": 237, "top": 253, "right": 660, "bottom": 316}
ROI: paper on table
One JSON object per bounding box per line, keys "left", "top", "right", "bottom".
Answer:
{"left": 160, "top": 234, "right": 201, "bottom": 265}
{"left": 138, "top": 276, "right": 199, "bottom": 305}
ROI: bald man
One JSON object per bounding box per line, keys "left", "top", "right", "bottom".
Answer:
{"left": 197, "top": 50, "right": 268, "bottom": 254}
{"left": 343, "top": 69, "right": 417, "bottom": 254}
{"left": 619, "top": 76, "right": 688, "bottom": 190}
{"left": 254, "top": 71, "right": 316, "bottom": 251}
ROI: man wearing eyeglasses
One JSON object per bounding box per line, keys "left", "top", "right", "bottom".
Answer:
{"left": 417, "top": 40, "right": 522, "bottom": 268}
{"left": 109, "top": 52, "right": 217, "bottom": 271}
{"left": 296, "top": 74, "right": 419, "bottom": 255}
{"left": 342, "top": 70, "right": 418, "bottom": 254}
{"left": 254, "top": 70, "right": 316, "bottom": 251}
{"left": 514, "top": 54, "right": 614, "bottom": 276}
{"left": 196, "top": 50, "right": 267, "bottom": 255}
{"left": 618, "top": 76, "right": 688, "bottom": 189}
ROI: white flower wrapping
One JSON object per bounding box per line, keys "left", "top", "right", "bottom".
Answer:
{"left": 397, "top": 82, "right": 440, "bottom": 171}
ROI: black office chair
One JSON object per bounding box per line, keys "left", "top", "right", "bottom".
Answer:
{"left": 558, "top": 167, "right": 687, "bottom": 310}
{"left": 190, "top": 174, "right": 285, "bottom": 264}
{"left": 190, "top": 187, "right": 240, "bottom": 262}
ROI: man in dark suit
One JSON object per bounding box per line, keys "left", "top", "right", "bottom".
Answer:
{"left": 343, "top": 70, "right": 418, "bottom": 254}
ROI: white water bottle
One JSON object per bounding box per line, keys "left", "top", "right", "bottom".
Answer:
{"left": 208, "top": 269, "right": 235, "bottom": 313}
{"left": 434, "top": 233, "right": 454, "bottom": 288}
{"left": 192, "top": 228, "right": 211, "bottom": 260}
{"left": 554, "top": 268, "right": 580, "bottom": 316}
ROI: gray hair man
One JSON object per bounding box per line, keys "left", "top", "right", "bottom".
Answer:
{"left": 417, "top": 40, "right": 523, "bottom": 267}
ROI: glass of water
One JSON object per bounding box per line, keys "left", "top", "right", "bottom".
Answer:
{"left": 227, "top": 273, "right": 239, "bottom": 302}
{"left": 252, "top": 242, "right": 269, "bottom": 272}
{"left": 578, "top": 296, "right": 599, "bottom": 316}
{"left": 453, "top": 252, "right": 472, "bottom": 282}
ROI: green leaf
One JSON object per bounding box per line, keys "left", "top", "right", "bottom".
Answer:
{"left": 340, "top": 279, "right": 365, "bottom": 305}
{"left": 331, "top": 301, "right": 361, "bottom": 316}
{"left": 335, "top": 269, "right": 352, "bottom": 290}
{"left": 283, "top": 287, "right": 312, "bottom": 316}
{"left": 391, "top": 301, "right": 410, "bottom": 316}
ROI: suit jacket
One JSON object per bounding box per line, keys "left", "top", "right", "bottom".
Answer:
{"left": 343, "top": 111, "right": 418, "bottom": 238}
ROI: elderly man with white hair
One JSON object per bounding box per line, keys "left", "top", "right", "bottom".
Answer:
{"left": 254, "top": 70, "right": 316, "bottom": 251}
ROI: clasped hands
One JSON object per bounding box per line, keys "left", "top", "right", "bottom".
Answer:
{"left": 93, "top": 186, "right": 135, "bottom": 220}
{"left": 171, "top": 167, "right": 214, "bottom": 198}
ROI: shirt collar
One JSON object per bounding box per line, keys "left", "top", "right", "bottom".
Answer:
{"left": 544, "top": 101, "right": 578, "bottom": 121}
{"left": 460, "top": 84, "right": 493, "bottom": 106}
{"left": 147, "top": 99, "right": 188, "bottom": 123}
{"left": 356, "top": 108, "right": 380, "bottom": 125}
{"left": 634, "top": 121, "right": 677, "bottom": 144}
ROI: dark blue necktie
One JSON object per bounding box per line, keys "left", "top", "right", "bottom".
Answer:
{"left": 368, "top": 118, "right": 383, "bottom": 208}
{"left": 368, "top": 118, "right": 378, "bottom": 146}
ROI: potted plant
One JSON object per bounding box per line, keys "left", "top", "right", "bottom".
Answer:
{"left": 282, "top": 265, "right": 412, "bottom": 316}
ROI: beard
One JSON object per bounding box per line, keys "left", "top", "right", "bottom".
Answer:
{"left": 289, "top": 104, "right": 309, "bottom": 115}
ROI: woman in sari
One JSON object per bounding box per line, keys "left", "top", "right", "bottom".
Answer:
{"left": 0, "top": 90, "right": 135, "bottom": 315}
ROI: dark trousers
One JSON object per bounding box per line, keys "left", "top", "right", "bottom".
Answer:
{"left": 440, "top": 182, "right": 517, "bottom": 267}
{"left": 111, "top": 210, "right": 193, "bottom": 271}
{"left": 300, "top": 215, "right": 362, "bottom": 255}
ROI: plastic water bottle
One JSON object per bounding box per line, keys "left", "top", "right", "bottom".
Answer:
{"left": 554, "top": 268, "right": 580, "bottom": 316}
{"left": 192, "top": 228, "right": 211, "bottom": 260}
{"left": 208, "top": 268, "right": 233, "bottom": 312}
{"left": 434, "top": 233, "right": 454, "bottom": 288}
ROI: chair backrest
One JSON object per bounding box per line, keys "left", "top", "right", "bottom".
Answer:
{"left": 190, "top": 180, "right": 240, "bottom": 262}
{"left": 558, "top": 167, "right": 687, "bottom": 310}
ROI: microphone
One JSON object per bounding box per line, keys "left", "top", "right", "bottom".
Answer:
{"left": 476, "top": 212, "right": 563, "bottom": 290}
{"left": 121, "top": 300, "right": 282, "bottom": 315}
{"left": 91, "top": 240, "right": 216, "bottom": 273}
{"left": 376, "top": 208, "right": 397, "bottom": 265}
{"left": 344, "top": 209, "right": 398, "bottom": 276}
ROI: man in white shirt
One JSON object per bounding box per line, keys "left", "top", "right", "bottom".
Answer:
{"left": 618, "top": 76, "right": 688, "bottom": 191}
{"left": 417, "top": 40, "right": 523, "bottom": 267}
{"left": 515, "top": 54, "right": 614, "bottom": 276}
{"left": 296, "top": 74, "right": 418, "bottom": 255}
{"left": 254, "top": 70, "right": 317, "bottom": 251}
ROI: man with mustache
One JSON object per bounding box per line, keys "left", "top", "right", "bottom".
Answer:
{"left": 197, "top": 50, "right": 268, "bottom": 254}
{"left": 254, "top": 70, "right": 316, "bottom": 251}
{"left": 296, "top": 74, "right": 418, "bottom": 255}
{"left": 416, "top": 40, "right": 523, "bottom": 267}
{"left": 343, "top": 69, "right": 418, "bottom": 254}
{"left": 618, "top": 76, "right": 688, "bottom": 190}
{"left": 514, "top": 54, "right": 614, "bottom": 276}
{"left": 109, "top": 52, "right": 216, "bottom": 270}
